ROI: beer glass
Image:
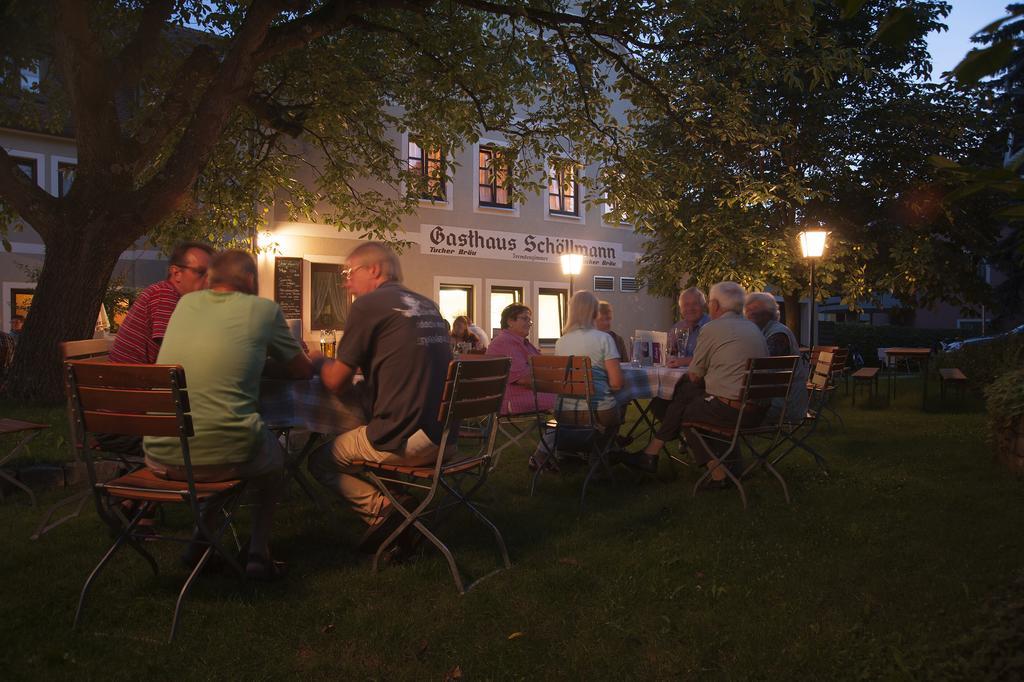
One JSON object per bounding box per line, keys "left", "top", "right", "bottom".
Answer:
{"left": 319, "top": 329, "right": 337, "bottom": 358}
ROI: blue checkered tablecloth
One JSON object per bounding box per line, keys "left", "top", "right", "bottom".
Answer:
{"left": 614, "top": 365, "right": 688, "bottom": 405}
{"left": 260, "top": 377, "right": 365, "bottom": 435}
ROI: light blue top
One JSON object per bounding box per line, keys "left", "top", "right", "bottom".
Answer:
{"left": 555, "top": 328, "right": 620, "bottom": 412}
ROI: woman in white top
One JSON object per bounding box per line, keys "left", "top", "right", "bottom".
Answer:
{"left": 531, "top": 291, "right": 624, "bottom": 469}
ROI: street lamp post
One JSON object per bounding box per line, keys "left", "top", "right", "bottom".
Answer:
{"left": 798, "top": 229, "right": 828, "bottom": 348}
{"left": 560, "top": 253, "right": 584, "bottom": 297}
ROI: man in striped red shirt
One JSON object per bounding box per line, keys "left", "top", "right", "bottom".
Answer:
{"left": 109, "top": 242, "right": 214, "bottom": 364}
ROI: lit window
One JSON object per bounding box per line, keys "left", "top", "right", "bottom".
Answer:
{"left": 548, "top": 161, "right": 578, "bottom": 216}
{"left": 310, "top": 262, "right": 350, "bottom": 331}
{"left": 409, "top": 139, "right": 446, "bottom": 201}
{"left": 479, "top": 145, "right": 512, "bottom": 208}
{"left": 537, "top": 287, "right": 568, "bottom": 343}
{"left": 439, "top": 283, "right": 473, "bottom": 326}
{"left": 490, "top": 285, "right": 523, "bottom": 334}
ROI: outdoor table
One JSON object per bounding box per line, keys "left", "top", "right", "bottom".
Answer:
{"left": 0, "top": 418, "right": 49, "bottom": 506}
{"left": 614, "top": 364, "right": 688, "bottom": 442}
{"left": 260, "top": 376, "right": 366, "bottom": 508}
{"left": 884, "top": 347, "right": 932, "bottom": 409}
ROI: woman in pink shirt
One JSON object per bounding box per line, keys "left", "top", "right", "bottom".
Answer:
{"left": 486, "top": 304, "right": 555, "bottom": 416}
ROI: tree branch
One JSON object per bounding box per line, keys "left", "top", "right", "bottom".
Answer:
{"left": 54, "top": 0, "right": 123, "bottom": 169}
{"left": 113, "top": 0, "right": 175, "bottom": 87}
{"left": 0, "top": 148, "right": 61, "bottom": 239}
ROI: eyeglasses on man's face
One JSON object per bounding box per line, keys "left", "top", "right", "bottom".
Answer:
{"left": 340, "top": 264, "right": 366, "bottom": 279}
{"left": 174, "top": 263, "right": 208, "bottom": 278}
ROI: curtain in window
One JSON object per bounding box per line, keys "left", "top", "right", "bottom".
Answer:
{"left": 312, "top": 270, "right": 348, "bottom": 330}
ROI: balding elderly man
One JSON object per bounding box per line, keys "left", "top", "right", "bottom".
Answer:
{"left": 144, "top": 249, "right": 312, "bottom": 580}
{"left": 623, "top": 282, "right": 767, "bottom": 484}
{"left": 744, "top": 292, "right": 809, "bottom": 423}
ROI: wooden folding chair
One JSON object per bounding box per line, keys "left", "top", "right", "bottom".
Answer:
{"left": 683, "top": 356, "right": 799, "bottom": 509}
{"left": 32, "top": 338, "right": 120, "bottom": 539}
{"left": 357, "top": 357, "right": 512, "bottom": 594}
{"left": 528, "top": 355, "right": 615, "bottom": 509}
{"left": 768, "top": 350, "right": 834, "bottom": 473}
{"left": 811, "top": 345, "right": 847, "bottom": 430}
{"left": 66, "top": 361, "right": 247, "bottom": 642}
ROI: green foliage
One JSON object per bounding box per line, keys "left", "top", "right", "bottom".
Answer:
{"left": 985, "top": 367, "right": 1024, "bottom": 425}
{"left": 621, "top": 0, "right": 1002, "bottom": 312}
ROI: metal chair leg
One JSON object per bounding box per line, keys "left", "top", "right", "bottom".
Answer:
{"left": 31, "top": 489, "right": 90, "bottom": 540}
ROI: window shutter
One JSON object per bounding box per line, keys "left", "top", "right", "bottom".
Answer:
{"left": 593, "top": 276, "right": 614, "bottom": 292}
{"left": 619, "top": 277, "right": 639, "bottom": 292}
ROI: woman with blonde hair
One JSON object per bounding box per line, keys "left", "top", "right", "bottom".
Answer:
{"left": 530, "top": 290, "right": 623, "bottom": 470}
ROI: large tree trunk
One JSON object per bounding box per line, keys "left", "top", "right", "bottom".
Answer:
{"left": 4, "top": 220, "right": 127, "bottom": 404}
{"left": 783, "top": 291, "right": 802, "bottom": 345}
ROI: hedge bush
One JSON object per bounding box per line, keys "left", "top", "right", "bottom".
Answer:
{"left": 833, "top": 323, "right": 959, "bottom": 367}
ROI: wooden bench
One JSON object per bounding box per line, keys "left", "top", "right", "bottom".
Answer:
{"left": 938, "top": 368, "right": 968, "bottom": 402}
{"left": 850, "top": 367, "right": 880, "bottom": 405}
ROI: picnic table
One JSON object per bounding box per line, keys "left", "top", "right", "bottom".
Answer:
{"left": 259, "top": 376, "right": 366, "bottom": 508}
{"left": 614, "top": 364, "right": 688, "bottom": 443}
{"left": 884, "top": 347, "right": 932, "bottom": 409}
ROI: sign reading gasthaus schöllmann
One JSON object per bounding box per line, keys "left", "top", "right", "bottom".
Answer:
{"left": 421, "top": 224, "right": 622, "bottom": 268}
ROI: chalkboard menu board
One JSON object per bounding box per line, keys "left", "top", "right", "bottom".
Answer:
{"left": 274, "top": 257, "right": 303, "bottom": 320}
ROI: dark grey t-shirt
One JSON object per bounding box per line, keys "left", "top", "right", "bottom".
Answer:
{"left": 337, "top": 282, "right": 450, "bottom": 451}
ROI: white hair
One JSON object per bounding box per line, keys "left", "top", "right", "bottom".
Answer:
{"left": 745, "top": 292, "right": 780, "bottom": 320}
{"left": 678, "top": 287, "right": 708, "bottom": 310}
{"left": 709, "top": 281, "right": 746, "bottom": 314}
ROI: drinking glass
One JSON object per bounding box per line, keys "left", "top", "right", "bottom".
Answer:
{"left": 319, "top": 329, "right": 337, "bottom": 358}
{"left": 678, "top": 328, "right": 691, "bottom": 358}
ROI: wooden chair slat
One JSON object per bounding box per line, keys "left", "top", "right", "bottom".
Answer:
{"left": 749, "top": 356, "right": 799, "bottom": 370}
{"left": 531, "top": 379, "right": 594, "bottom": 396}
{"left": 69, "top": 361, "right": 187, "bottom": 390}
{"left": 748, "top": 372, "right": 795, "bottom": 386}
{"left": 441, "top": 375, "right": 511, "bottom": 402}
{"left": 746, "top": 385, "right": 790, "bottom": 400}
{"left": 445, "top": 357, "right": 511, "bottom": 380}
{"left": 530, "top": 356, "right": 590, "bottom": 370}
{"left": 77, "top": 386, "right": 188, "bottom": 414}
{"left": 445, "top": 396, "right": 507, "bottom": 420}
{"left": 81, "top": 411, "right": 190, "bottom": 437}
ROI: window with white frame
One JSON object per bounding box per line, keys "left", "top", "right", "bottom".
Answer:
{"left": 489, "top": 285, "right": 523, "bottom": 334}
{"left": 478, "top": 145, "right": 512, "bottom": 208}
{"left": 408, "top": 138, "right": 446, "bottom": 202}
{"left": 438, "top": 283, "right": 474, "bottom": 326}
{"left": 548, "top": 160, "right": 579, "bottom": 216}
{"left": 537, "top": 287, "right": 568, "bottom": 344}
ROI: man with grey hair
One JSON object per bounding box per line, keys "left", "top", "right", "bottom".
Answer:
{"left": 310, "top": 241, "right": 451, "bottom": 553}
{"left": 667, "top": 286, "right": 710, "bottom": 367}
{"left": 745, "top": 291, "right": 809, "bottom": 423}
{"left": 622, "top": 281, "right": 768, "bottom": 483}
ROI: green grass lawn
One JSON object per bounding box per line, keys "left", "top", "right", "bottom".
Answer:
{"left": 2, "top": 381, "right": 1023, "bottom": 680}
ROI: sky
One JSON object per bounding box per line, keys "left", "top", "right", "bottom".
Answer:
{"left": 927, "top": 0, "right": 1011, "bottom": 80}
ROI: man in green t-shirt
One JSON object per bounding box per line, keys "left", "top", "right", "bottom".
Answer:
{"left": 144, "top": 250, "right": 312, "bottom": 580}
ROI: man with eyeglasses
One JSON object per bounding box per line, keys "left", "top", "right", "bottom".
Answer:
{"left": 110, "top": 241, "right": 214, "bottom": 365}
{"left": 309, "top": 241, "right": 452, "bottom": 555}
